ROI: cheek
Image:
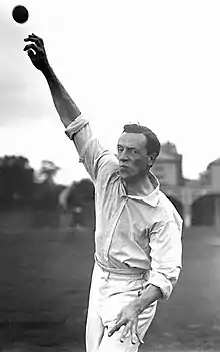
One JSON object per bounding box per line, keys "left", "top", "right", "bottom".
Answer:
{"left": 133, "top": 158, "right": 147, "bottom": 170}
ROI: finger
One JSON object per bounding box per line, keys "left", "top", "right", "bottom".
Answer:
{"left": 24, "top": 37, "right": 43, "bottom": 46}
{"left": 31, "top": 33, "right": 41, "bottom": 38}
{"left": 107, "top": 313, "right": 122, "bottom": 336}
{"left": 27, "top": 49, "right": 35, "bottom": 60}
{"left": 24, "top": 34, "right": 38, "bottom": 41}
{"left": 130, "top": 324, "right": 137, "bottom": 345}
{"left": 30, "top": 33, "right": 44, "bottom": 44}
{"left": 108, "top": 323, "right": 121, "bottom": 336}
{"left": 24, "top": 33, "right": 43, "bottom": 41}
{"left": 24, "top": 33, "right": 39, "bottom": 38}
{"left": 120, "top": 322, "right": 131, "bottom": 343}
{"left": 108, "top": 319, "right": 125, "bottom": 337}
{"left": 138, "top": 335, "right": 144, "bottom": 345}
{"left": 23, "top": 43, "right": 40, "bottom": 53}
{"left": 131, "top": 324, "right": 144, "bottom": 345}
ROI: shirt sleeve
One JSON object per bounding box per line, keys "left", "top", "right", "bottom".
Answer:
{"left": 148, "top": 220, "right": 183, "bottom": 300}
{"left": 65, "top": 114, "right": 118, "bottom": 182}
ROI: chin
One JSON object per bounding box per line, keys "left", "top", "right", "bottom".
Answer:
{"left": 119, "top": 170, "right": 137, "bottom": 183}
{"left": 119, "top": 169, "right": 131, "bottom": 180}
{"left": 119, "top": 169, "right": 148, "bottom": 183}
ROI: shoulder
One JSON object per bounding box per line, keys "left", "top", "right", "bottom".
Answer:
{"left": 95, "top": 151, "right": 120, "bottom": 184}
{"left": 155, "top": 191, "right": 183, "bottom": 228}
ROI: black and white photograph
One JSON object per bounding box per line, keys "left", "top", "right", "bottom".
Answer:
{"left": 0, "top": 1, "right": 220, "bottom": 351}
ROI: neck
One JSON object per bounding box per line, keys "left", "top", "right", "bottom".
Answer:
{"left": 123, "top": 171, "right": 155, "bottom": 196}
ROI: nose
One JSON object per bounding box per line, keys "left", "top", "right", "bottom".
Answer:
{"left": 119, "top": 149, "right": 129, "bottom": 161}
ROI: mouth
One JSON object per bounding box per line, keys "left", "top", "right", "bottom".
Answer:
{"left": 119, "top": 165, "right": 130, "bottom": 174}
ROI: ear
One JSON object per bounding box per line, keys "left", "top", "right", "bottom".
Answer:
{"left": 147, "top": 153, "right": 157, "bottom": 168}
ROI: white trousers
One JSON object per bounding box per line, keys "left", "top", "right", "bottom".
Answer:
{"left": 85, "top": 263, "right": 157, "bottom": 352}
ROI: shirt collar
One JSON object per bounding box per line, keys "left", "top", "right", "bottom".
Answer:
{"left": 126, "top": 171, "right": 160, "bottom": 207}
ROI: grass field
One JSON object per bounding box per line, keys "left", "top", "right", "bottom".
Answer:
{"left": 0, "top": 225, "right": 219, "bottom": 351}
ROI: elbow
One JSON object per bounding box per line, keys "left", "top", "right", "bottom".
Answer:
{"left": 148, "top": 267, "right": 181, "bottom": 301}
{"left": 169, "top": 269, "right": 182, "bottom": 288}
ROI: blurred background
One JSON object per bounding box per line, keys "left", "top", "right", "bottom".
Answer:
{"left": 0, "top": 0, "right": 220, "bottom": 351}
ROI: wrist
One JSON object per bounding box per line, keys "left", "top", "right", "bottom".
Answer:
{"left": 132, "top": 298, "right": 143, "bottom": 315}
{"left": 41, "top": 63, "right": 53, "bottom": 77}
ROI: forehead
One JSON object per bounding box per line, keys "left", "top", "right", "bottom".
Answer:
{"left": 118, "top": 132, "right": 147, "bottom": 149}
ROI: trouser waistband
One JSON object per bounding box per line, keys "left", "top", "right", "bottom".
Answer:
{"left": 94, "top": 254, "right": 149, "bottom": 278}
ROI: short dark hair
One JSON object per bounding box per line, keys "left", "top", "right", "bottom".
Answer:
{"left": 123, "top": 124, "right": 161, "bottom": 157}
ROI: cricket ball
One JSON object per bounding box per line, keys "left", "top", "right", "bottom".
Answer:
{"left": 12, "top": 5, "right": 29, "bottom": 24}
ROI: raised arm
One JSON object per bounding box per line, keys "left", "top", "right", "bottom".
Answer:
{"left": 23, "top": 34, "right": 119, "bottom": 182}
{"left": 23, "top": 33, "right": 80, "bottom": 127}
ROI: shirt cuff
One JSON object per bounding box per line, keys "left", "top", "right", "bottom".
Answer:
{"left": 65, "top": 114, "right": 89, "bottom": 139}
{"left": 147, "top": 270, "right": 174, "bottom": 300}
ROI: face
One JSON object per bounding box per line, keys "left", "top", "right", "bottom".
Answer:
{"left": 117, "top": 132, "right": 155, "bottom": 182}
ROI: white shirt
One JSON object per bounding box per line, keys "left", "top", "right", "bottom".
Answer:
{"left": 65, "top": 114, "right": 183, "bottom": 300}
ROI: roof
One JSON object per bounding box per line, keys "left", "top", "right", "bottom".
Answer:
{"left": 207, "top": 158, "right": 220, "bottom": 169}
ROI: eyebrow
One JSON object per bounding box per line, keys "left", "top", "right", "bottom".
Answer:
{"left": 117, "top": 144, "right": 139, "bottom": 150}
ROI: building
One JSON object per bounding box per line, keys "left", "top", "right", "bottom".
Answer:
{"left": 152, "top": 142, "right": 220, "bottom": 227}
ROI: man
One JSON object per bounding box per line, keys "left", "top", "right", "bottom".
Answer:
{"left": 23, "top": 34, "right": 183, "bottom": 352}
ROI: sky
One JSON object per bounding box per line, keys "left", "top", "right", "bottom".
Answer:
{"left": 1, "top": 0, "right": 220, "bottom": 185}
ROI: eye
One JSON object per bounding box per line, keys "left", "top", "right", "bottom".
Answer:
{"left": 117, "top": 146, "right": 123, "bottom": 152}
{"left": 131, "top": 149, "right": 138, "bottom": 154}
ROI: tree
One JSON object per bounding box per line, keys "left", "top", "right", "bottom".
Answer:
{"left": 33, "top": 160, "right": 61, "bottom": 210}
{"left": 60, "top": 178, "right": 95, "bottom": 209}
{"left": 0, "top": 155, "right": 34, "bottom": 209}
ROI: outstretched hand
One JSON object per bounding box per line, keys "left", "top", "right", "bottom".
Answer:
{"left": 108, "top": 301, "right": 144, "bottom": 345}
{"left": 23, "top": 33, "right": 49, "bottom": 71}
